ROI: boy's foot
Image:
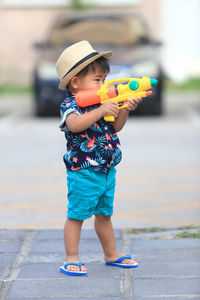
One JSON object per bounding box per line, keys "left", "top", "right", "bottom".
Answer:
{"left": 64, "top": 261, "right": 87, "bottom": 273}
{"left": 60, "top": 261, "right": 87, "bottom": 276}
{"left": 104, "top": 253, "right": 138, "bottom": 268}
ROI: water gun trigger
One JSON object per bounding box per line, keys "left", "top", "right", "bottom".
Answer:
{"left": 118, "top": 102, "right": 128, "bottom": 109}
{"left": 119, "top": 104, "right": 128, "bottom": 109}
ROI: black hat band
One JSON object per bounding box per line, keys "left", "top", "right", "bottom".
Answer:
{"left": 62, "top": 51, "right": 99, "bottom": 80}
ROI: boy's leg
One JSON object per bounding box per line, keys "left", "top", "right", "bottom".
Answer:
{"left": 64, "top": 217, "right": 87, "bottom": 272}
{"left": 94, "top": 214, "right": 136, "bottom": 265}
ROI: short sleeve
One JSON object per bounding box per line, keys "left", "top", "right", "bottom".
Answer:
{"left": 59, "top": 97, "right": 80, "bottom": 132}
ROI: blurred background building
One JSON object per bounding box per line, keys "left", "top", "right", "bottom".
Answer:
{"left": 160, "top": 0, "right": 200, "bottom": 82}
{"left": 1, "top": 0, "right": 199, "bottom": 86}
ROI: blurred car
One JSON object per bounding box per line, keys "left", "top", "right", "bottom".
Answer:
{"left": 33, "top": 11, "right": 163, "bottom": 117}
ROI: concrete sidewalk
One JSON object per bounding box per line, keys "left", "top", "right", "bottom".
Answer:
{"left": 0, "top": 229, "right": 200, "bottom": 299}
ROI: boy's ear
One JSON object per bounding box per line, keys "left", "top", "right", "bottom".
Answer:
{"left": 70, "top": 76, "right": 79, "bottom": 90}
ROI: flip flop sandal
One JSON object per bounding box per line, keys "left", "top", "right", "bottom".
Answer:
{"left": 105, "top": 254, "right": 138, "bottom": 268}
{"left": 60, "top": 261, "right": 87, "bottom": 276}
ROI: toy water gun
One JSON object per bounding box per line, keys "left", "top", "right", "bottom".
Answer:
{"left": 76, "top": 76, "right": 158, "bottom": 122}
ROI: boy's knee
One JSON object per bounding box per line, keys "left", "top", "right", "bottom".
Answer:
{"left": 95, "top": 214, "right": 111, "bottom": 222}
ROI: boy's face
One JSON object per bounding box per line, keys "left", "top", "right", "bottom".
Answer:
{"left": 76, "top": 67, "right": 107, "bottom": 91}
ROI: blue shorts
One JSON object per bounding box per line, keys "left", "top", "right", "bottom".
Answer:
{"left": 66, "top": 167, "right": 116, "bottom": 220}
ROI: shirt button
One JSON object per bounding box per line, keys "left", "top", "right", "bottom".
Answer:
{"left": 104, "top": 126, "right": 108, "bottom": 130}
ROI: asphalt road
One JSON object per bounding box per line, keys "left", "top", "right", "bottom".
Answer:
{"left": 0, "top": 93, "right": 200, "bottom": 230}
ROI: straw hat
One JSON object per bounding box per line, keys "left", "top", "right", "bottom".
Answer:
{"left": 56, "top": 40, "right": 112, "bottom": 90}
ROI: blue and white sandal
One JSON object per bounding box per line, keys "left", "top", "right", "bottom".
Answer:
{"left": 105, "top": 254, "right": 138, "bottom": 268}
{"left": 60, "top": 262, "right": 87, "bottom": 276}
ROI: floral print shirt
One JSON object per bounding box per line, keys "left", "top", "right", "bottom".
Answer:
{"left": 59, "top": 92, "right": 122, "bottom": 173}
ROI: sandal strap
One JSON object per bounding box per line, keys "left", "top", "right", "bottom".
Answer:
{"left": 115, "top": 254, "right": 132, "bottom": 263}
{"left": 64, "top": 261, "right": 84, "bottom": 271}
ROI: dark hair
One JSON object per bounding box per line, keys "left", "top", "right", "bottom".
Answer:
{"left": 67, "top": 56, "right": 110, "bottom": 90}
{"left": 77, "top": 56, "right": 110, "bottom": 77}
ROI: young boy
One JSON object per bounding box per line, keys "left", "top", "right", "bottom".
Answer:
{"left": 56, "top": 40, "right": 142, "bottom": 276}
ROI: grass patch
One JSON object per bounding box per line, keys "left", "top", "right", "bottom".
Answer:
{"left": 69, "top": 0, "right": 94, "bottom": 9}
{"left": 124, "top": 227, "right": 170, "bottom": 234}
{"left": 174, "top": 231, "right": 200, "bottom": 239}
{"left": 0, "top": 84, "right": 33, "bottom": 95}
{"left": 177, "top": 224, "right": 200, "bottom": 230}
{"left": 124, "top": 224, "right": 200, "bottom": 235}
{"left": 164, "top": 77, "right": 200, "bottom": 91}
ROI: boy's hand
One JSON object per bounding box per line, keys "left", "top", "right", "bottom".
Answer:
{"left": 124, "top": 97, "right": 142, "bottom": 111}
{"left": 99, "top": 100, "right": 119, "bottom": 118}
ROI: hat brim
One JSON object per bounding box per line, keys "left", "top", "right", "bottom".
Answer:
{"left": 58, "top": 51, "right": 112, "bottom": 90}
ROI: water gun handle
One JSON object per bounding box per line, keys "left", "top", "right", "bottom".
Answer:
{"left": 104, "top": 115, "right": 115, "bottom": 122}
{"left": 104, "top": 103, "right": 128, "bottom": 122}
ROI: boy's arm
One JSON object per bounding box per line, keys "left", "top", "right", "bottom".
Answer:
{"left": 66, "top": 100, "right": 119, "bottom": 133}
{"left": 113, "top": 97, "right": 142, "bottom": 132}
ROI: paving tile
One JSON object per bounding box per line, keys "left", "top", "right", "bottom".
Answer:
{"left": 18, "top": 262, "right": 121, "bottom": 280}
{"left": 133, "top": 295, "right": 200, "bottom": 300}
{"left": 36, "top": 229, "right": 122, "bottom": 240}
{"left": 0, "top": 230, "right": 27, "bottom": 241}
{"left": 133, "top": 262, "right": 200, "bottom": 278}
{"left": 8, "top": 277, "right": 121, "bottom": 298}
{"left": 132, "top": 278, "right": 200, "bottom": 296}
{"left": 35, "top": 230, "right": 64, "bottom": 241}
{"left": 131, "top": 238, "right": 200, "bottom": 251}
{"left": 0, "top": 265, "right": 9, "bottom": 280}
{"left": 7, "top": 298, "right": 120, "bottom": 300}
{"left": 0, "top": 253, "right": 16, "bottom": 265}
{"left": 0, "top": 240, "right": 21, "bottom": 253}
{"left": 26, "top": 252, "right": 103, "bottom": 264}
{"left": 17, "top": 263, "right": 64, "bottom": 279}
{"left": 30, "top": 239, "right": 101, "bottom": 254}
{"left": 26, "top": 253, "right": 63, "bottom": 264}
{"left": 30, "top": 239, "right": 65, "bottom": 254}
{"left": 79, "top": 238, "right": 122, "bottom": 254}
{"left": 0, "top": 254, "right": 16, "bottom": 280}
{"left": 30, "top": 238, "right": 122, "bottom": 255}
{"left": 133, "top": 248, "right": 200, "bottom": 264}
